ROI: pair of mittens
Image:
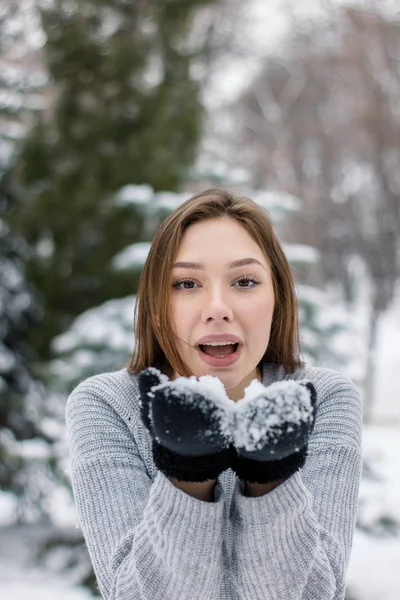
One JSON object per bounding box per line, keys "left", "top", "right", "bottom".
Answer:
{"left": 138, "top": 367, "right": 316, "bottom": 485}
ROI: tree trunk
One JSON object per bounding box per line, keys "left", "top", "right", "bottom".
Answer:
{"left": 363, "top": 305, "right": 380, "bottom": 424}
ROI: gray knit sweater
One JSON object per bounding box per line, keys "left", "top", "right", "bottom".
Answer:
{"left": 65, "top": 362, "right": 362, "bottom": 600}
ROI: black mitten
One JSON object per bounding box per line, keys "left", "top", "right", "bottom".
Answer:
{"left": 138, "top": 367, "right": 235, "bottom": 482}
{"left": 230, "top": 380, "right": 317, "bottom": 485}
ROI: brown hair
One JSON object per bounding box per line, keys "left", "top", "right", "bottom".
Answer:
{"left": 126, "top": 188, "right": 303, "bottom": 378}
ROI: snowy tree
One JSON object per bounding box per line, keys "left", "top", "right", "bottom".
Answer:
{"left": 0, "top": 0, "right": 47, "bottom": 177}
{"left": 7, "top": 0, "right": 231, "bottom": 364}
{"left": 0, "top": 0, "right": 70, "bottom": 528}
{"left": 0, "top": 173, "right": 63, "bottom": 523}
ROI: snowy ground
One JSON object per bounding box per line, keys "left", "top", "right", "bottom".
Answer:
{"left": 346, "top": 426, "right": 400, "bottom": 600}
{"left": 0, "top": 524, "right": 93, "bottom": 600}
{"left": 0, "top": 564, "right": 92, "bottom": 600}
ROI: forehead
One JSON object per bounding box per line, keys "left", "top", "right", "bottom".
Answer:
{"left": 176, "top": 218, "right": 265, "bottom": 259}
{"left": 172, "top": 219, "right": 270, "bottom": 274}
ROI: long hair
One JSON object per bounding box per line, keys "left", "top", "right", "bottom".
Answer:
{"left": 126, "top": 188, "right": 303, "bottom": 378}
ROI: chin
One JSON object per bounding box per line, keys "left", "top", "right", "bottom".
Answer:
{"left": 191, "top": 363, "right": 239, "bottom": 385}
{"left": 212, "top": 372, "right": 243, "bottom": 390}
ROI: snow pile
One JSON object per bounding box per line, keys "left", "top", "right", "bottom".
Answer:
{"left": 233, "top": 380, "right": 313, "bottom": 451}
{"left": 0, "top": 561, "right": 93, "bottom": 600}
{"left": 149, "top": 370, "right": 314, "bottom": 451}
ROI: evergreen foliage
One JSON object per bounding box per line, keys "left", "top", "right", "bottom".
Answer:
{"left": 0, "top": 0, "right": 47, "bottom": 175}
{"left": 0, "top": 2, "right": 57, "bottom": 519}
{"left": 0, "top": 174, "right": 57, "bottom": 520}
{"left": 10, "top": 0, "right": 217, "bottom": 360}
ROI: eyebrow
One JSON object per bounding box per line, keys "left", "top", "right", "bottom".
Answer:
{"left": 173, "top": 257, "right": 266, "bottom": 270}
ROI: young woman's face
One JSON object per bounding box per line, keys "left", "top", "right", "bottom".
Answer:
{"left": 169, "top": 217, "right": 275, "bottom": 401}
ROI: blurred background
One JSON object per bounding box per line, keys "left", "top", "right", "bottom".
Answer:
{"left": 0, "top": 0, "right": 399, "bottom": 598}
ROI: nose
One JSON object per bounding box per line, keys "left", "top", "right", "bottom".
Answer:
{"left": 201, "top": 287, "right": 234, "bottom": 323}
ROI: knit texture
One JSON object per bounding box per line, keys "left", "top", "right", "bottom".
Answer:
{"left": 65, "top": 362, "right": 362, "bottom": 600}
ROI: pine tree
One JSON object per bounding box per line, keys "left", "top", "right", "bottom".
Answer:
{"left": 10, "top": 0, "right": 221, "bottom": 361}
{"left": 0, "top": 0, "right": 47, "bottom": 176}
{"left": 0, "top": 0, "right": 61, "bottom": 522}
{"left": 0, "top": 174, "right": 59, "bottom": 522}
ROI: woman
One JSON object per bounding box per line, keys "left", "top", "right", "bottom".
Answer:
{"left": 66, "top": 188, "right": 362, "bottom": 600}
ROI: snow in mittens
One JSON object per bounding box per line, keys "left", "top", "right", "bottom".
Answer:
{"left": 234, "top": 379, "right": 313, "bottom": 451}
{"left": 149, "top": 369, "right": 314, "bottom": 451}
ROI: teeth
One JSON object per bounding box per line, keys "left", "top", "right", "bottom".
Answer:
{"left": 202, "top": 342, "right": 237, "bottom": 346}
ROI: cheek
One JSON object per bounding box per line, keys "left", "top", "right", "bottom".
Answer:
{"left": 247, "top": 296, "right": 274, "bottom": 319}
{"left": 241, "top": 298, "right": 274, "bottom": 341}
{"left": 169, "top": 300, "right": 179, "bottom": 334}
{"left": 263, "top": 293, "right": 275, "bottom": 319}
{"left": 170, "top": 298, "right": 194, "bottom": 332}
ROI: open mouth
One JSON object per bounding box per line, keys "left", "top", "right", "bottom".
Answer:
{"left": 198, "top": 342, "right": 240, "bottom": 357}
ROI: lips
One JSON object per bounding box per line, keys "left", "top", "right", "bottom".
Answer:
{"left": 195, "top": 333, "right": 242, "bottom": 347}
{"left": 196, "top": 340, "right": 242, "bottom": 368}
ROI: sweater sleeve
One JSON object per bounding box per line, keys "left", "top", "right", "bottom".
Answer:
{"left": 230, "top": 371, "right": 363, "bottom": 600}
{"left": 65, "top": 379, "right": 225, "bottom": 600}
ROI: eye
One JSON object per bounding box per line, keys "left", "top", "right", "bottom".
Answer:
{"left": 171, "top": 276, "right": 261, "bottom": 290}
{"left": 234, "top": 276, "right": 261, "bottom": 288}
{"left": 172, "top": 278, "right": 199, "bottom": 290}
